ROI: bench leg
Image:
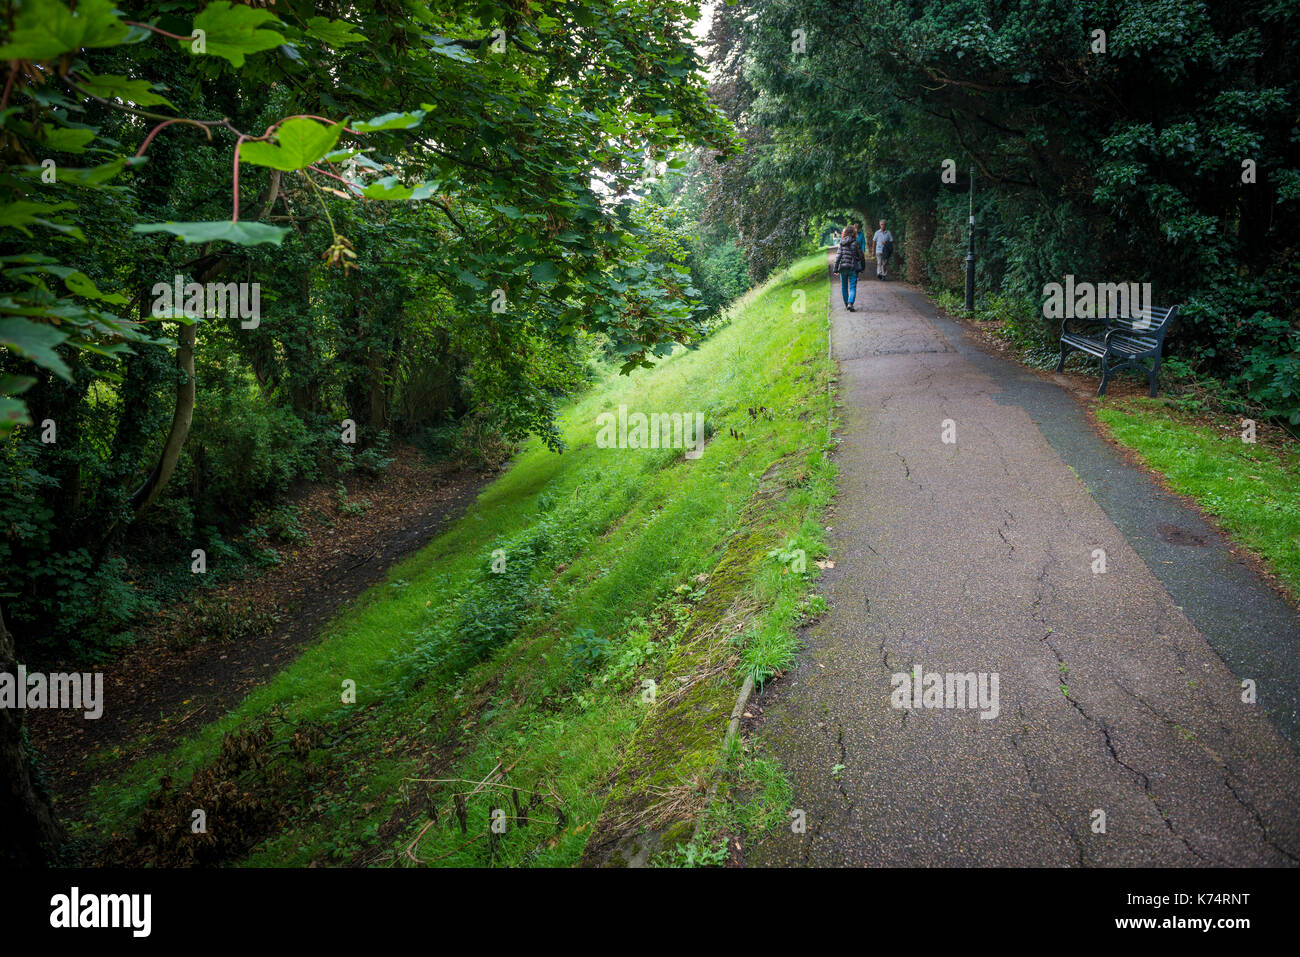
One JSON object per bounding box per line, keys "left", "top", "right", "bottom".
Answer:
{"left": 1055, "top": 342, "right": 1071, "bottom": 373}
{"left": 1097, "top": 355, "right": 1110, "bottom": 396}
{"left": 1148, "top": 357, "right": 1160, "bottom": 398}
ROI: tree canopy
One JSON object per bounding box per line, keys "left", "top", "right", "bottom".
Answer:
{"left": 702, "top": 0, "right": 1299, "bottom": 422}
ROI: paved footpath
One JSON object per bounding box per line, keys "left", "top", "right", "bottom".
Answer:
{"left": 747, "top": 256, "right": 1300, "bottom": 866}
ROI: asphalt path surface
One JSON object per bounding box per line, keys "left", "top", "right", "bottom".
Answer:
{"left": 746, "top": 257, "right": 1300, "bottom": 866}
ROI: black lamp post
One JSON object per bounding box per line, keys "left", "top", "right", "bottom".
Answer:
{"left": 964, "top": 164, "right": 975, "bottom": 312}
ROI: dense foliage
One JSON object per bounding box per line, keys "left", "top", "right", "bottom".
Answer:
{"left": 0, "top": 0, "right": 741, "bottom": 661}
{"left": 702, "top": 0, "right": 1299, "bottom": 421}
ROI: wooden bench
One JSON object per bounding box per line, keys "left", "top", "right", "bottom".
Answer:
{"left": 1055, "top": 305, "right": 1179, "bottom": 397}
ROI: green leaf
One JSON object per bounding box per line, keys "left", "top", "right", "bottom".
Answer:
{"left": 133, "top": 220, "right": 289, "bottom": 246}
{"left": 0, "top": 374, "right": 37, "bottom": 396}
{"left": 359, "top": 176, "right": 439, "bottom": 201}
{"left": 305, "top": 16, "right": 365, "bottom": 47}
{"left": 0, "top": 200, "right": 76, "bottom": 236}
{"left": 427, "top": 36, "right": 474, "bottom": 62}
{"left": 353, "top": 110, "right": 426, "bottom": 133}
{"left": 188, "top": 1, "right": 286, "bottom": 67}
{"left": 456, "top": 270, "right": 487, "bottom": 290}
{"left": 343, "top": 152, "right": 385, "bottom": 171}
{"left": 531, "top": 261, "right": 560, "bottom": 282}
{"left": 2, "top": 262, "right": 125, "bottom": 305}
{"left": 64, "top": 271, "right": 128, "bottom": 304}
{"left": 239, "top": 118, "right": 345, "bottom": 171}
{"left": 360, "top": 176, "right": 416, "bottom": 200}
{"left": 32, "top": 156, "right": 136, "bottom": 186}
{"left": 0, "top": 317, "right": 73, "bottom": 380}
{"left": 0, "top": 396, "right": 32, "bottom": 434}
{"left": 0, "top": 0, "right": 129, "bottom": 60}
{"left": 324, "top": 148, "right": 387, "bottom": 173}
{"left": 42, "top": 127, "right": 96, "bottom": 153}
{"left": 30, "top": 218, "right": 85, "bottom": 241}
{"left": 77, "top": 73, "right": 176, "bottom": 109}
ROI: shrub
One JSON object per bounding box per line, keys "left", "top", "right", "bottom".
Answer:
{"left": 18, "top": 551, "right": 155, "bottom": 661}
{"left": 564, "top": 626, "right": 612, "bottom": 671}
{"left": 185, "top": 388, "right": 318, "bottom": 527}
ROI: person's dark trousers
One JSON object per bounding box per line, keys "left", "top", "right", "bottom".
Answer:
{"left": 840, "top": 269, "right": 858, "bottom": 306}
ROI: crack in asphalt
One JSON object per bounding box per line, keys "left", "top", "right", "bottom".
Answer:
{"left": 1097, "top": 716, "right": 1214, "bottom": 864}
{"left": 893, "top": 448, "right": 912, "bottom": 481}
{"left": 1043, "top": 633, "right": 1214, "bottom": 863}
{"left": 1009, "top": 714, "right": 1088, "bottom": 866}
{"left": 1114, "top": 678, "right": 1195, "bottom": 732}
{"left": 997, "top": 508, "right": 1015, "bottom": 558}
{"left": 1026, "top": 547, "right": 1204, "bottom": 860}
{"left": 1043, "top": 633, "right": 1093, "bottom": 726}
{"left": 1222, "top": 766, "right": 1300, "bottom": 864}
{"left": 835, "top": 723, "right": 856, "bottom": 810}
{"left": 878, "top": 626, "right": 897, "bottom": 674}
{"left": 803, "top": 814, "right": 821, "bottom": 866}
{"left": 889, "top": 438, "right": 937, "bottom": 496}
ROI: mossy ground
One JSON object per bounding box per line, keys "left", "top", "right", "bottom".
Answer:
{"left": 71, "top": 251, "right": 837, "bottom": 867}
{"left": 579, "top": 455, "right": 822, "bottom": 866}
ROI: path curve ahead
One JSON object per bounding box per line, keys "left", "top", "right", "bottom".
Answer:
{"left": 747, "top": 256, "right": 1300, "bottom": 867}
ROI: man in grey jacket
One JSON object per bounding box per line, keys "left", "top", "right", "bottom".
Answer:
{"left": 872, "top": 220, "right": 894, "bottom": 280}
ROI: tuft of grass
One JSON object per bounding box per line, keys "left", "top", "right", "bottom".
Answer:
{"left": 653, "top": 741, "right": 795, "bottom": 868}
{"left": 1095, "top": 398, "right": 1300, "bottom": 601}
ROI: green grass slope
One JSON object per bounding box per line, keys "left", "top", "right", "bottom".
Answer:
{"left": 80, "top": 251, "right": 837, "bottom": 867}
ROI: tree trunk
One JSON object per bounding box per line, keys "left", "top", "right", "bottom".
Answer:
{"left": 0, "top": 605, "right": 64, "bottom": 866}
{"left": 367, "top": 344, "right": 392, "bottom": 431}
{"left": 128, "top": 319, "right": 196, "bottom": 517}
{"left": 127, "top": 170, "right": 281, "bottom": 521}
{"left": 289, "top": 268, "right": 319, "bottom": 415}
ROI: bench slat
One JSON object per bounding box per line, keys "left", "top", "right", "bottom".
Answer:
{"left": 1062, "top": 333, "right": 1106, "bottom": 356}
{"left": 1108, "top": 335, "right": 1158, "bottom": 353}
{"left": 1108, "top": 309, "right": 1173, "bottom": 332}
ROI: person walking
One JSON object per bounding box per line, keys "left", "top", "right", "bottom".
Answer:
{"left": 833, "top": 224, "right": 866, "bottom": 311}
{"left": 873, "top": 220, "right": 895, "bottom": 280}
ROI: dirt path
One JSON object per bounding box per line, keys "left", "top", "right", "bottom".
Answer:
{"left": 28, "top": 448, "right": 492, "bottom": 812}
{"left": 745, "top": 258, "right": 1300, "bottom": 866}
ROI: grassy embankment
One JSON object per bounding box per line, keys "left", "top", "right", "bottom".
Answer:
{"left": 77, "top": 251, "right": 837, "bottom": 867}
